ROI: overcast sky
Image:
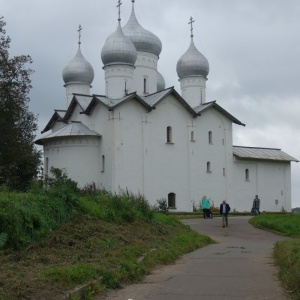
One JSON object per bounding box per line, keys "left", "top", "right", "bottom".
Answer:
{"left": 2, "top": 0, "right": 299, "bottom": 207}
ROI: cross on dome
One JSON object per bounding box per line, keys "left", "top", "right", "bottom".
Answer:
{"left": 188, "top": 17, "right": 194, "bottom": 38}
{"left": 77, "top": 24, "right": 82, "bottom": 45}
{"left": 117, "top": 0, "right": 122, "bottom": 22}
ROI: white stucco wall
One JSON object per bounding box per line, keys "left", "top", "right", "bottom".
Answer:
{"left": 233, "top": 158, "right": 292, "bottom": 212}
{"left": 43, "top": 136, "right": 100, "bottom": 187}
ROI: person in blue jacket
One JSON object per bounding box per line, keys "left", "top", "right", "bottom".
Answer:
{"left": 219, "top": 200, "right": 231, "bottom": 228}
{"left": 201, "top": 196, "right": 211, "bottom": 219}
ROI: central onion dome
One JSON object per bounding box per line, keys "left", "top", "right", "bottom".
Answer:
{"left": 176, "top": 37, "right": 209, "bottom": 79}
{"left": 62, "top": 46, "right": 94, "bottom": 85}
{"left": 101, "top": 23, "right": 137, "bottom": 66}
{"left": 122, "top": 2, "right": 162, "bottom": 57}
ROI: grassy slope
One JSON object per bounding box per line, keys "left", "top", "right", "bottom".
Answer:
{"left": 0, "top": 213, "right": 213, "bottom": 300}
{"left": 250, "top": 214, "right": 300, "bottom": 299}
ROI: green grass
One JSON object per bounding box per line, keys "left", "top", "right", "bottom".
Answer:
{"left": 0, "top": 181, "right": 214, "bottom": 299}
{"left": 250, "top": 214, "right": 300, "bottom": 299}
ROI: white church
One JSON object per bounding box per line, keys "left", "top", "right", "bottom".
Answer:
{"left": 35, "top": 0, "right": 298, "bottom": 212}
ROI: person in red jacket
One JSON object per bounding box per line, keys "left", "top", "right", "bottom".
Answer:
{"left": 220, "top": 200, "right": 231, "bottom": 228}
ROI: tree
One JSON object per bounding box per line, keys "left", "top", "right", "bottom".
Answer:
{"left": 0, "top": 17, "right": 40, "bottom": 191}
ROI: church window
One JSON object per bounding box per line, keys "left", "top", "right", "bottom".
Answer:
{"left": 45, "top": 157, "right": 49, "bottom": 178}
{"left": 245, "top": 169, "right": 249, "bottom": 181}
{"left": 167, "top": 126, "right": 173, "bottom": 143}
{"left": 168, "top": 193, "right": 176, "bottom": 208}
{"left": 124, "top": 80, "right": 128, "bottom": 95}
{"left": 207, "top": 161, "right": 211, "bottom": 172}
{"left": 208, "top": 131, "right": 212, "bottom": 144}
{"left": 223, "top": 168, "right": 226, "bottom": 176}
{"left": 191, "top": 131, "right": 195, "bottom": 142}
{"left": 143, "top": 77, "right": 148, "bottom": 94}
{"left": 101, "top": 155, "right": 105, "bottom": 172}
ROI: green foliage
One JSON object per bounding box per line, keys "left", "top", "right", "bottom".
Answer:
{"left": 0, "top": 232, "right": 7, "bottom": 248}
{"left": 41, "top": 264, "right": 103, "bottom": 287}
{"left": 274, "top": 239, "right": 300, "bottom": 299}
{"left": 156, "top": 198, "right": 168, "bottom": 214}
{"left": 250, "top": 214, "right": 300, "bottom": 298}
{"left": 249, "top": 213, "right": 300, "bottom": 237}
{"left": 0, "top": 17, "right": 41, "bottom": 191}
{"left": 0, "top": 168, "right": 80, "bottom": 250}
{"left": 78, "top": 189, "right": 154, "bottom": 224}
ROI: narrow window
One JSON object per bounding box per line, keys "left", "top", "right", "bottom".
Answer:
{"left": 223, "top": 168, "right": 226, "bottom": 176}
{"left": 208, "top": 131, "right": 212, "bottom": 144}
{"left": 101, "top": 155, "right": 105, "bottom": 172}
{"left": 143, "top": 77, "right": 147, "bottom": 94}
{"left": 168, "top": 193, "right": 176, "bottom": 208}
{"left": 222, "top": 139, "right": 225, "bottom": 145}
{"left": 207, "top": 161, "right": 211, "bottom": 172}
{"left": 167, "top": 126, "right": 172, "bottom": 143}
{"left": 245, "top": 169, "right": 249, "bottom": 181}
{"left": 124, "top": 81, "right": 128, "bottom": 95}
{"left": 45, "top": 157, "right": 49, "bottom": 178}
{"left": 191, "top": 131, "right": 195, "bottom": 142}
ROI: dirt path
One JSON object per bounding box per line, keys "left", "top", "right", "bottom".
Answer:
{"left": 96, "top": 216, "right": 288, "bottom": 300}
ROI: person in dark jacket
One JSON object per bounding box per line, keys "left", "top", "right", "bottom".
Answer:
{"left": 252, "top": 195, "right": 260, "bottom": 216}
{"left": 220, "top": 200, "right": 230, "bottom": 228}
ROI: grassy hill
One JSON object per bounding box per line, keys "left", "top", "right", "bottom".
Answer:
{"left": 0, "top": 172, "right": 213, "bottom": 299}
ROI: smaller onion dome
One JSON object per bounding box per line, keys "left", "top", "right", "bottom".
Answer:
{"left": 122, "top": 3, "right": 162, "bottom": 57}
{"left": 62, "top": 46, "right": 94, "bottom": 85}
{"left": 176, "top": 37, "right": 209, "bottom": 79}
{"left": 157, "top": 71, "right": 165, "bottom": 91}
{"left": 101, "top": 23, "right": 137, "bottom": 66}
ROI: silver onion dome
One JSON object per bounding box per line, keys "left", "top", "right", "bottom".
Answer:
{"left": 62, "top": 46, "right": 94, "bottom": 85}
{"left": 101, "top": 23, "right": 137, "bottom": 66}
{"left": 176, "top": 37, "right": 209, "bottom": 79}
{"left": 122, "top": 3, "right": 162, "bottom": 57}
{"left": 157, "top": 71, "right": 165, "bottom": 91}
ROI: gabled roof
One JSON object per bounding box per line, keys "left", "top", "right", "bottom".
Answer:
{"left": 41, "top": 109, "right": 67, "bottom": 134}
{"left": 35, "top": 121, "right": 100, "bottom": 145}
{"left": 194, "top": 101, "right": 245, "bottom": 126}
{"left": 142, "top": 87, "right": 197, "bottom": 117}
{"left": 233, "top": 146, "right": 299, "bottom": 162}
{"left": 63, "top": 94, "right": 93, "bottom": 123}
{"left": 84, "top": 92, "right": 152, "bottom": 115}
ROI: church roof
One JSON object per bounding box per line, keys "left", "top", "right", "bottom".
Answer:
{"left": 85, "top": 92, "right": 152, "bottom": 114}
{"left": 62, "top": 46, "right": 94, "bottom": 85}
{"left": 36, "top": 121, "right": 100, "bottom": 145}
{"left": 63, "top": 94, "right": 93, "bottom": 123}
{"left": 233, "top": 146, "right": 299, "bottom": 162}
{"left": 41, "top": 110, "right": 67, "bottom": 134}
{"left": 194, "top": 101, "right": 245, "bottom": 126}
{"left": 142, "top": 87, "right": 197, "bottom": 117}
{"left": 122, "top": 1, "right": 162, "bottom": 57}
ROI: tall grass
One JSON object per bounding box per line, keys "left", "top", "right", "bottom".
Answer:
{"left": 250, "top": 214, "right": 300, "bottom": 298}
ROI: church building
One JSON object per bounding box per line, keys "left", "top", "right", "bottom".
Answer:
{"left": 35, "top": 0, "right": 298, "bottom": 212}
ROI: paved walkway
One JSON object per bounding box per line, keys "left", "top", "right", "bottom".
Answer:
{"left": 97, "top": 216, "right": 288, "bottom": 300}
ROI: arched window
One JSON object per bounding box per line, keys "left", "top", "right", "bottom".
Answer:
{"left": 167, "top": 126, "right": 172, "bottom": 143}
{"left": 245, "top": 169, "right": 249, "bottom": 181}
{"left": 207, "top": 161, "right": 211, "bottom": 172}
{"left": 168, "top": 193, "right": 176, "bottom": 208}
{"left": 208, "top": 131, "right": 212, "bottom": 144}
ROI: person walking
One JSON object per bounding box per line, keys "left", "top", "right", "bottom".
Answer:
{"left": 252, "top": 195, "right": 260, "bottom": 216}
{"left": 220, "top": 200, "right": 230, "bottom": 228}
{"left": 201, "top": 196, "right": 211, "bottom": 219}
